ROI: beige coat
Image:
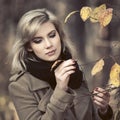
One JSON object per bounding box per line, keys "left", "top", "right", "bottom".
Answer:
{"left": 8, "top": 71, "right": 105, "bottom": 120}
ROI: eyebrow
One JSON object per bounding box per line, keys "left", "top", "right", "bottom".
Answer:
{"left": 31, "top": 36, "right": 42, "bottom": 41}
{"left": 48, "top": 30, "right": 56, "bottom": 36}
{"left": 32, "top": 30, "right": 56, "bottom": 40}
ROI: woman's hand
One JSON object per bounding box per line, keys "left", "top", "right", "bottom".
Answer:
{"left": 54, "top": 59, "right": 76, "bottom": 91}
{"left": 93, "top": 87, "right": 110, "bottom": 114}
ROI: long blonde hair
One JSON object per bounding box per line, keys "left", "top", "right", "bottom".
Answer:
{"left": 10, "top": 8, "right": 66, "bottom": 74}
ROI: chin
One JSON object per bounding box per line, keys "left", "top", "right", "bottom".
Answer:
{"left": 46, "top": 56, "right": 59, "bottom": 62}
{"left": 47, "top": 58, "right": 57, "bottom": 62}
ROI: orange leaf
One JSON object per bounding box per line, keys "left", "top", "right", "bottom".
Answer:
{"left": 98, "top": 8, "right": 113, "bottom": 27}
{"left": 90, "top": 4, "right": 106, "bottom": 23}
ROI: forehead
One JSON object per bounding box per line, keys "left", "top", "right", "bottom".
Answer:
{"left": 34, "top": 21, "right": 56, "bottom": 37}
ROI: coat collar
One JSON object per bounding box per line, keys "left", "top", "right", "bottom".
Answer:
{"left": 28, "top": 72, "right": 50, "bottom": 91}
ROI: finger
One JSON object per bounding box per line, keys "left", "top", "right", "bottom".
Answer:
{"left": 93, "top": 99, "right": 106, "bottom": 109}
{"left": 55, "top": 69, "right": 75, "bottom": 81}
{"left": 103, "top": 91, "right": 110, "bottom": 98}
{"left": 94, "top": 87, "right": 106, "bottom": 93}
{"left": 93, "top": 95, "right": 108, "bottom": 105}
{"left": 61, "top": 70, "right": 75, "bottom": 82}
{"left": 62, "top": 65, "right": 76, "bottom": 74}
{"left": 60, "top": 59, "right": 75, "bottom": 69}
{"left": 52, "top": 59, "right": 75, "bottom": 72}
{"left": 55, "top": 60, "right": 75, "bottom": 72}
{"left": 93, "top": 92, "right": 109, "bottom": 100}
{"left": 55, "top": 65, "right": 76, "bottom": 76}
{"left": 63, "top": 69, "right": 75, "bottom": 77}
{"left": 97, "top": 87, "right": 105, "bottom": 92}
{"left": 93, "top": 87, "right": 110, "bottom": 100}
{"left": 58, "top": 70, "right": 75, "bottom": 83}
{"left": 95, "top": 87, "right": 110, "bottom": 96}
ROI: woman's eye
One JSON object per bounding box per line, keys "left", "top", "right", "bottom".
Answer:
{"left": 49, "top": 33, "right": 56, "bottom": 38}
{"left": 32, "top": 38, "right": 42, "bottom": 43}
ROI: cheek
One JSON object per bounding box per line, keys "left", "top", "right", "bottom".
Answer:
{"left": 31, "top": 44, "right": 43, "bottom": 54}
{"left": 58, "top": 40, "right": 62, "bottom": 51}
{"left": 55, "top": 36, "right": 61, "bottom": 46}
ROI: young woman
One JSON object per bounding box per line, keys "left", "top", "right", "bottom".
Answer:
{"left": 9, "top": 8, "right": 113, "bottom": 120}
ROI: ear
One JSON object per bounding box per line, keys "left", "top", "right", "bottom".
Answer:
{"left": 26, "top": 43, "right": 33, "bottom": 52}
{"left": 27, "top": 47, "right": 33, "bottom": 52}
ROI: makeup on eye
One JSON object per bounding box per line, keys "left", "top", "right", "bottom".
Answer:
{"left": 31, "top": 30, "right": 57, "bottom": 44}
{"left": 32, "top": 37, "right": 43, "bottom": 43}
{"left": 48, "top": 30, "right": 56, "bottom": 38}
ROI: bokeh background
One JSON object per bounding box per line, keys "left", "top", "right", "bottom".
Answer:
{"left": 0, "top": 0, "right": 120, "bottom": 119}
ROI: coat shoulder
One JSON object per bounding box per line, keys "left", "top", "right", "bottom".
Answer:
{"left": 9, "top": 71, "right": 32, "bottom": 91}
{"left": 9, "top": 71, "right": 27, "bottom": 82}
{"left": 9, "top": 71, "right": 50, "bottom": 91}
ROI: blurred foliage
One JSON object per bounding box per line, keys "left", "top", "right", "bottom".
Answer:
{"left": 65, "top": 4, "right": 113, "bottom": 27}
{"left": 0, "top": 95, "right": 19, "bottom": 120}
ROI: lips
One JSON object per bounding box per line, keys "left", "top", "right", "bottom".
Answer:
{"left": 46, "top": 49, "right": 56, "bottom": 56}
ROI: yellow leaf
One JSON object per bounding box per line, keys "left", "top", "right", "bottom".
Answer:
{"left": 98, "top": 8, "right": 113, "bottom": 27}
{"left": 80, "top": 7, "right": 92, "bottom": 21}
{"left": 51, "top": 60, "right": 63, "bottom": 71}
{"left": 90, "top": 4, "right": 106, "bottom": 23}
{"left": 64, "top": 10, "right": 79, "bottom": 23}
{"left": 91, "top": 59, "right": 104, "bottom": 76}
{"left": 109, "top": 63, "right": 120, "bottom": 87}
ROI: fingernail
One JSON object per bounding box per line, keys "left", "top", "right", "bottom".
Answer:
{"left": 72, "top": 59, "right": 75, "bottom": 62}
{"left": 72, "top": 60, "right": 76, "bottom": 64}
{"left": 95, "top": 87, "right": 98, "bottom": 91}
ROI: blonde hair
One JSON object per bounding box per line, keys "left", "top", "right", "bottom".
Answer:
{"left": 10, "top": 8, "right": 66, "bottom": 74}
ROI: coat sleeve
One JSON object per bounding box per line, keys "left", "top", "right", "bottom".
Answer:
{"left": 98, "top": 105, "right": 113, "bottom": 120}
{"left": 8, "top": 81, "right": 76, "bottom": 120}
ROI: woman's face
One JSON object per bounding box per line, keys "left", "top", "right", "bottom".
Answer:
{"left": 28, "top": 21, "right": 61, "bottom": 61}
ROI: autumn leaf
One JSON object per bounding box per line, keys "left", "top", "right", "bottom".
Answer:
{"left": 98, "top": 8, "right": 113, "bottom": 27}
{"left": 80, "top": 7, "right": 92, "bottom": 21}
{"left": 91, "top": 59, "right": 104, "bottom": 76}
{"left": 89, "top": 4, "right": 113, "bottom": 26}
{"left": 80, "top": 4, "right": 113, "bottom": 27}
{"left": 90, "top": 4, "right": 106, "bottom": 23}
{"left": 64, "top": 4, "right": 113, "bottom": 27}
{"left": 109, "top": 63, "right": 120, "bottom": 87}
{"left": 51, "top": 60, "right": 63, "bottom": 71}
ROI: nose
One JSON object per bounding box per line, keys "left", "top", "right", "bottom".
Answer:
{"left": 44, "top": 39, "right": 52, "bottom": 49}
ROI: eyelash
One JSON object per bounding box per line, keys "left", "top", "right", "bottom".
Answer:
{"left": 49, "top": 33, "right": 56, "bottom": 38}
{"left": 32, "top": 32, "right": 56, "bottom": 43}
{"left": 32, "top": 38, "right": 42, "bottom": 43}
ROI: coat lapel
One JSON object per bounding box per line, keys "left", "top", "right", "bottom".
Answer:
{"left": 27, "top": 73, "right": 53, "bottom": 112}
{"left": 28, "top": 73, "right": 50, "bottom": 91}
{"left": 38, "top": 88, "right": 53, "bottom": 112}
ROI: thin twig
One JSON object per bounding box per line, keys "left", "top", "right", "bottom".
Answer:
{"left": 92, "top": 86, "right": 119, "bottom": 96}
{"left": 77, "top": 86, "right": 119, "bottom": 98}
